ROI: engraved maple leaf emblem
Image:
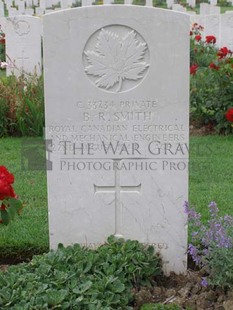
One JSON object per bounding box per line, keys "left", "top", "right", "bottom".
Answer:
{"left": 84, "top": 28, "right": 149, "bottom": 92}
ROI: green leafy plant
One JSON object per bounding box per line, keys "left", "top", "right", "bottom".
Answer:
{"left": 0, "top": 236, "right": 162, "bottom": 309}
{"left": 0, "top": 166, "right": 23, "bottom": 225}
{"left": 190, "top": 23, "right": 233, "bottom": 134}
{"left": 185, "top": 201, "right": 233, "bottom": 289}
{"left": 0, "top": 25, "right": 6, "bottom": 64}
{"left": 0, "top": 74, "right": 44, "bottom": 136}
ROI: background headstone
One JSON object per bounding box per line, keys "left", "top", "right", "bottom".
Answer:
{"left": 166, "top": 0, "right": 174, "bottom": 9}
{"left": 200, "top": 3, "right": 210, "bottom": 15}
{"left": 210, "top": 0, "right": 217, "bottom": 5}
{"left": 0, "top": 1, "right": 4, "bottom": 17}
{"left": 220, "top": 12, "right": 233, "bottom": 51}
{"left": 172, "top": 4, "right": 186, "bottom": 12}
{"left": 5, "top": 15, "right": 42, "bottom": 76}
{"left": 44, "top": 6, "right": 189, "bottom": 275}
{"left": 209, "top": 6, "right": 220, "bottom": 15}
{"left": 204, "top": 14, "right": 220, "bottom": 46}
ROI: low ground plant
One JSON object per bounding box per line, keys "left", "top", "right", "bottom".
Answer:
{"left": 0, "top": 236, "right": 161, "bottom": 309}
{"left": 185, "top": 201, "right": 233, "bottom": 289}
{"left": 0, "top": 25, "right": 5, "bottom": 64}
{"left": 0, "top": 74, "right": 44, "bottom": 137}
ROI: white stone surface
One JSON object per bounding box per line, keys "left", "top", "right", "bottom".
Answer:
{"left": 166, "top": 0, "right": 174, "bottom": 9}
{"left": 210, "top": 0, "right": 217, "bottom": 5}
{"left": 172, "top": 4, "right": 186, "bottom": 12}
{"left": 60, "top": 0, "right": 68, "bottom": 9}
{"left": 82, "top": 0, "right": 92, "bottom": 5}
{"left": 220, "top": 12, "right": 233, "bottom": 50}
{"left": 45, "top": 0, "right": 53, "bottom": 8}
{"left": 200, "top": 3, "right": 210, "bottom": 15}
{"left": 35, "top": 6, "right": 44, "bottom": 15}
{"left": 5, "top": 15, "right": 42, "bottom": 76}
{"left": 26, "top": 0, "right": 33, "bottom": 6}
{"left": 209, "top": 6, "right": 220, "bottom": 15}
{"left": 204, "top": 14, "right": 220, "bottom": 46}
{"left": 145, "top": 0, "right": 153, "bottom": 6}
{"left": 8, "top": 8, "right": 18, "bottom": 16}
{"left": 24, "top": 8, "right": 34, "bottom": 14}
{"left": 39, "top": 0, "right": 46, "bottom": 9}
{"left": 187, "top": 0, "right": 196, "bottom": 8}
{"left": 43, "top": 6, "right": 189, "bottom": 275}
{"left": 0, "top": 1, "right": 4, "bottom": 17}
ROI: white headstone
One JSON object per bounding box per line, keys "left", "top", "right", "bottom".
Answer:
{"left": 60, "top": 0, "right": 68, "bottom": 9}
{"left": 24, "top": 8, "right": 34, "bottom": 14}
{"left": 124, "top": 0, "right": 133, "bottom": 4}
{"left": 82, "top": 0, "right": 92, "bottom": 6}
{"left": 8, "top": 8, "right": 18, "bottom": 16}
{"left": 26, "top": 0, "right": 33, "bottom": 6}
{"left": 45, "top": 0, "right": 53, "bottom": 8}
{"left": 172, "top": 4, "right": 186, "bottom": 12}
{"left": 187, "top": 0, "right": 196, "bottom": 8}
{"left": 166, "top": 0, "right": 174, "bottom": 9}
{"left": 204, "top": 14, "right": 220, "bottom": 46}
{"left": 39, "top": 0, "right": 46, "bottom": 9}
{"left": 0, "top": 1, "right": 4, "bottom": 17}
{"left": 5, "top": 16, "right": 42, "bottom": 76}
{"left": 209, "top": 6, "right": 220, "bottom": 15}
{"left": 220, "top": 12, "right": 233, "bottom": 51}
{"left": 210, "top": 0, "right": 217, "bottom": 5}
{"left": 200, "top": 3, "right": 210, "bottom": 15}
{"left": 44, "top": 6, "right": 189, "bottom": 275}
{"left": 35, "top": 6, "right": 44, "bottom": 15}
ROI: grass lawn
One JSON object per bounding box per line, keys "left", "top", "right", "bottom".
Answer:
{"left": 0, "top": 135, "right": 233, "bottom": 259}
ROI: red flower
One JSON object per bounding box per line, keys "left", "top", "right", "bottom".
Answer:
{"left": 217, "top": 47, "right": 229, "bottom": 59}
{"left": 0, "top": 166, "right": 14, "bottom": 185}
{"left": 209, "top": 62, "right": 219, "bottom": 70}
{"left": 0, "top": 33, "right": 5, "bottom": 44}
{"left": 225, "top": 108, "right": 233, "bottom": 122}
{"left": 0, "top": 167, "right": 16, "bottom": 200}
{"left": 0, "top": 203, "right": 6, "bottom": 211}
{"left": 195, "top": 35, "right": 202, "bottom": 42}
{"left": 190, "top": 31, "right": 193, "bottom": 36}
{"left": 190, "top": 64, "right": 198, "bottom": 75}
{"left": 206, "top": 35, "right": 216, "bottom": 44}
{"left": 0, "top": 179, "right": 16, "bottom": 200}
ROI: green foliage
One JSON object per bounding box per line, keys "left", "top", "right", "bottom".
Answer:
{"left": 0, "top": 43, "right": 5, "bottom": 62}
{"left": 140, "top": 303, "right": 181, "bottom": 310}
{"left": 0, "top": 236, "right": 162, "bottom": 309}
{"left": 205, "top": 240, "right": 233, "bottom": 289}
{"left": 71, "top": 0, "right": 81, "bottom": 7}
{"left": 0, "top": 198, "right": 23, "bottom": 225}
{"left": 218, "top": 0, "right": 232, "bottom": 7}
{"left": 186, "top": 201, "right": 233, "bottom": 289}
{"left": 0, "top": 74, "right": 44, "bottom": 137}
{"left": 0, "top": 28, "right": 5, "bottom": 62}
{"left": 0, "top": 96, "right": 9, "bottom": 137}
{"left": 190, "top": 24, "right": 233, "bottom": 134}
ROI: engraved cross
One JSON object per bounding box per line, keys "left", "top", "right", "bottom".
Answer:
{"left": 17, "top": 50, "right": 29, "bottom": 69}
{"left": 94, "top": 160, "right": 141, "bottom": 237}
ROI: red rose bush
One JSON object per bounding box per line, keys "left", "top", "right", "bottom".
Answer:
{"left": 0, "top": 166, "right": 23, "bottom": 225}
{"left": 190, "top": 23, "right": 233, "bottom": 134}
